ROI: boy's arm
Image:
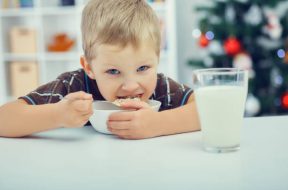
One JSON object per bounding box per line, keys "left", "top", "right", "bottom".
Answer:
{"left": 0, "top": 91, "right": 93, "bottom": 138}
{"left": 154, "top": 93, "right": 200, "bottom": 137}
{"left": 108, "top": 93, "right": 200, "bottom": 139}
{"left": 0, "top": 99, "right": 62, "bottom": 137}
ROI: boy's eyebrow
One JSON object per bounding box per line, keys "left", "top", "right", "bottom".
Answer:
{"left": 138, "top": 58, "right": 156, "bottom": 64}
{"left": 102, "top": 62, "right": 118, "bottom": 67}
{"left": 103, "top": 58, "right": 156, "bottom": 66}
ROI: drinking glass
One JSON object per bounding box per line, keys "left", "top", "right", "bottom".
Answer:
{"left": 193, "top": 68, "right": 248, "bottom": 153}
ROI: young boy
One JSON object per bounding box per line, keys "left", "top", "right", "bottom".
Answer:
{"left": 0, "top": 0, "right": 200, "bottom": 139}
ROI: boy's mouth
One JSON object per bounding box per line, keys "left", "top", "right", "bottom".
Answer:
{"left": 116, "top": 94, "right": 143, "bottom": 100}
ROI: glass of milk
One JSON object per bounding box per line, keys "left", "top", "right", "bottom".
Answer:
{"left": 193, "top": 68, "right": 248, "bottom": 153}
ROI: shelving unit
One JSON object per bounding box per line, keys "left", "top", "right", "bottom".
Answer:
{"left": 0, "top": 0, "right": 178, "bottom": 105}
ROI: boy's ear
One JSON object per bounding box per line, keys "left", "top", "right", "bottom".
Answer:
{"left": 80, "top": 56, "right": 95, "bottom": 79}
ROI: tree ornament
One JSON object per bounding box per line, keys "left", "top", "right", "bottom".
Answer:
{"left": 235, "top": 0, "right": 248, "bottom": 2}
{"left": 244, "top": 5, "right": 262, "bottom": 26}
{"left": 208, "top": 40, "right": 224, "bottom": 55}
{"left": 245, "top": 93, "right": 261, "bottom": 116}
{"left": 233, "top": 52, "right": 252, "bottom": 70}
{"left": 192, "top": 28, "right": 201, "bottom": 38}
{"left": 225, "top": 5, "right": 235, "bottom": 23}
{"left": 210, "top": 16, "right": 221, "bottom": 25}
{"left": 270, "top": 67, "right": 283, "bottom": 88}
{"left": 256, "top": 36, "right": 282, "bottom": 50}
{"left": 224, "top": 37, "right": 242, "bottom": 56}
{"left": 284, "top": 52, "right": 288, "bottom": 64}
{"left": 233, "top": 52, "right": 255, "bottom": 79}
{"left": 199, "top": 34, "right": 209, "bottom": 47}
{"left": 203, "top": 56, "right": 214, "bottom": 67}
{"left": 281, "top": 92, "right": 288, "bottom": 109}
{"left": 284, "top": 38, "right": 288, "bottom": 64}
{"left": 263, "top": 12, "right": 283, "bottom": 40}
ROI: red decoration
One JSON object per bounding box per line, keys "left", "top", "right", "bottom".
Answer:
{"left": 224, "top": 37, "right": 242, "bottom": 56}
{"left": 48, "top": 33, "right": 75, "bottom": 52}
{"left": 281, "top": 92, "right": 288, "bottom": 109}
{"left": 284, "top": 52, "right": 288, "bottom": 64}
{"left": 199, "top": 34, "right": 209, "bottom": 47}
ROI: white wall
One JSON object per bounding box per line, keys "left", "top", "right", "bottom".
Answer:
{"left": 175, "top": 0, "right": 208, "bottom": 86}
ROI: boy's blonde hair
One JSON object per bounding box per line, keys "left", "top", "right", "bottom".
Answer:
{"left": 81, "top": 0, "right": 161, "bottom": 63}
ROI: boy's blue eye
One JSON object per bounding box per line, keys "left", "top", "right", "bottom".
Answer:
{"left": 137, "top": 65, "right": 149, "bottom": 72}
{"left": 106, "top": 69, "right": 120, "bottom": 75}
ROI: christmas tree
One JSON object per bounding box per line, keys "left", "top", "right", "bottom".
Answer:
{"left": 189, "top": 0, "right": 288, "bottom": 116}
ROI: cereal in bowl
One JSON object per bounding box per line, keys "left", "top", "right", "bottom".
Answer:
{"left": 112, "top": 97, "right": 141, "bottom": 106}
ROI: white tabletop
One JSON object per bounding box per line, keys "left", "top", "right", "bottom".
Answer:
{"left": 0, "top": 116, "right": 288, "bottom": 190}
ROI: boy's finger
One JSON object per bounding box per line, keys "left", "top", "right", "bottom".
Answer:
{"left": 108, "top": 111, "right": 132, "bottom": 121}
{"left": 109, "top": 127, "right": 130, "bottom": 137}
{"left": 82, "top": 113, "right": 93, "bottom": 122}
{"left": 64, "top": 91, "right": 93, "bottom": 101}
{"left": 120, "top": 100, "right": 150, "bottom": 110}
{"left": 83, "top": 111, "right": 93, "bottom": 118}
{"left": 107, "top": 121, "right": 131, "bottom": 130}
{"left": 74, "top": 99, "right": 93, "bottom": 112}
{"left": 82, "top": 107, "right": 94, "bottom": 116}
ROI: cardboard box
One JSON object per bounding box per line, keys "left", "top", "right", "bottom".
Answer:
{"left": 1, "top": 0, "right": 20, "bottom": 8}
{"left": 10, "top": 27, "right": 37, "bottom": 53}
{"left": 10, "top": 62, "right": 38, "bottom": 97}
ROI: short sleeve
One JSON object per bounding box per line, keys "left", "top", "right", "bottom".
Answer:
{"left": 153, "top": 73, "right": 193, "bottom": 111}
{"left": 19, "top": 70, "right": 86, "bottom": 105}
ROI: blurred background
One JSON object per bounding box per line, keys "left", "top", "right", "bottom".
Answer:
{"left": 1, "top": 0, "right": 288, "bottom": 117}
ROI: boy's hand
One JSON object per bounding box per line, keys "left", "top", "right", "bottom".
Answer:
{"left": 107, "top": 100, "right": 159, "bottom": 139}
{"left": 57, "top": 91, "right": 93, "bottom": 128}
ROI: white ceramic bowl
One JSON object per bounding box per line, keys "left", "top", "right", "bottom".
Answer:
{"left": 89, "top": 100, "right": 161, "bottom": 134}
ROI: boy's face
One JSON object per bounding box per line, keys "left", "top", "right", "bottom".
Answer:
{"left": 82, "top": 43, "right": 159, "bottom": 102}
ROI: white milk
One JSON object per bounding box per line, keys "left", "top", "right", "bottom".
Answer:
{"left": 195, "top": 85, "right": 246, "bottom": 148}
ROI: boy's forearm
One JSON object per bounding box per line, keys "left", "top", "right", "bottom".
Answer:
{"left": 154, "top": 102, "right": 200, "bottom": 137}
{"left": 0, "top": 100, "right": 61, "bottom": 137}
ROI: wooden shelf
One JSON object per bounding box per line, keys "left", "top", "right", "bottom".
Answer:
{"left": 0, "top": 8, "right": 37, "bottom": 17}
{"left": 41, "top": 7, "right": 80, "bottom": 15}
{"left": 3, "top": 53, "right": 38, "bottom": 62}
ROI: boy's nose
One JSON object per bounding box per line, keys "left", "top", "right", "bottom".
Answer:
{"left": 121, "top": 80, "right": 140, "bottom": 92}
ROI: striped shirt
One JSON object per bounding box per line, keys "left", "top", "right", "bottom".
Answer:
{"left": 20, "top": 69, "right": 193, "bottom": 111}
